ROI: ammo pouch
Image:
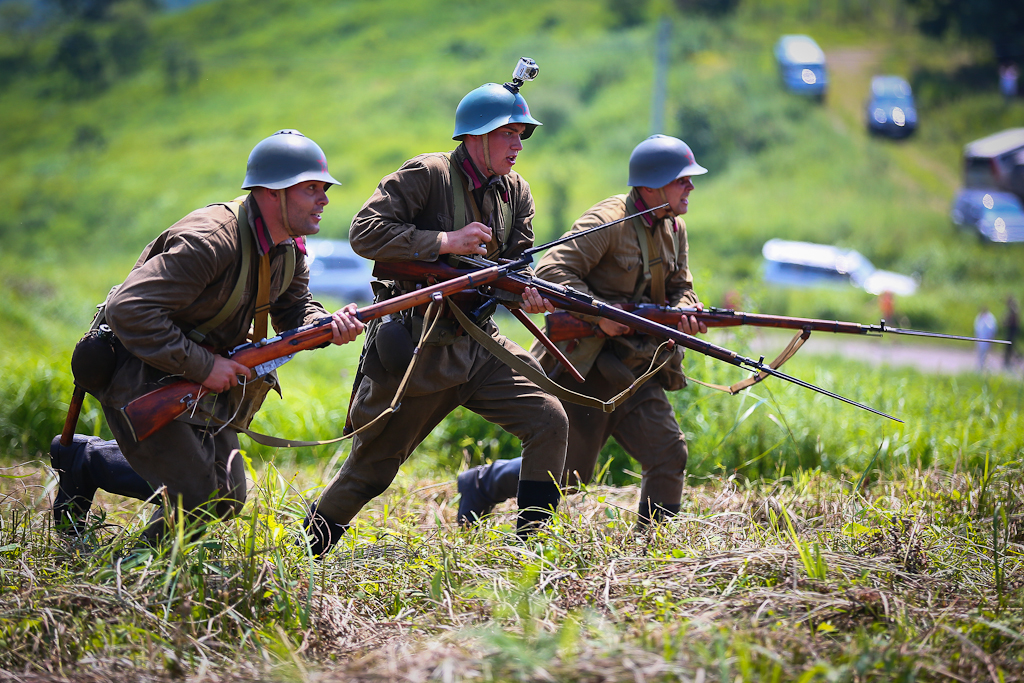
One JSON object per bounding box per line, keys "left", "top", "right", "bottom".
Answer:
{"left": 70, "top": 296, "right": 130, "bottom": 396}
{"left": 71, "top": 324, "right": 121, "bottom": 395}
{"left": 363, "top": 279, "right": 494, "bottom": 381}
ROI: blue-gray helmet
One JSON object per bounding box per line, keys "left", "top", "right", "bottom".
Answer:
{"left": 627, "top": 134, "right": 708, "bottom": 188}
{"left": 453, "top": 83, "right": 542, "bottom": 140}
{"left": 242, "top": 130, "right": 341, "bottom": 190}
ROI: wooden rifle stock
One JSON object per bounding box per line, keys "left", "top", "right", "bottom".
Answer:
{"left": 372, "top": 260, "right": 903, "bottom": 422}
{"left": 120, "top": 261, "right": 514, "bottom": 442}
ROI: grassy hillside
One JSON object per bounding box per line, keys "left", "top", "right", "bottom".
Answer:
{"left": 2, "top": 0, "right": 1023, "bottom": 347}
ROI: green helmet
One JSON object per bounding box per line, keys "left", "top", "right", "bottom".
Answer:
{"left": 627, "top": 134, "right": 708, "bottom": 188}
{"left": 453, "top": 83, "right": 542, "bottom": 141}
{"left": 241, "top": 129, "right": 341, "bottom": 190}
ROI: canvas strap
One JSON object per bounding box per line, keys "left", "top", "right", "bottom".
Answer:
{"left": 447, "top": 297, "right": 671, "bottom": 412}
{"left": 626, "top": 196, "right": 665, "bottom": 305}
{"left": 186, "top": 197, "right": 295, "bottom": 345}
{"left": 687, "top": 329, "right": 811, "bottom": 395}
{"left": 447, "top": 153, "right": 512, "bottom": 258}
{"left": 196, "top": 298, "right": 448, "bottom": 448}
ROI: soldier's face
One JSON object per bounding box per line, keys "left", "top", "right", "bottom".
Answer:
{"left": 467, "top": 123, "right": 526, "bottom": 176}
{"left": 659, "top": 176, "right": 694, "bottom": 216}
{"left": 284, "top": 181, "right": 330, "bottom": 236}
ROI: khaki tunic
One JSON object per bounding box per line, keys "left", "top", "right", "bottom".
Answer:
{"left": 96, "top": 194, "right": 328, "bottom": 530}
{"left": 315, "top": 144, "right": 568, "bottom": 525}
{"left": 533, "top": 189, "right": 698, "bottom": 506}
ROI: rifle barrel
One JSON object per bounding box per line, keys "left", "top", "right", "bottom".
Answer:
{"left": 387, "top": 260, "right": 901, "bottom": 422}
{"left": 523, "top": 203, "right": 668, "bottom": 257}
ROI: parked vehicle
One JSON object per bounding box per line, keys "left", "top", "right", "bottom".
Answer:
{"left": 962, "top": 128, "right": 1024, "bottom": 202}
{"left": 774, "top": 34, "right": 828, "bottom": 101}
{"left": 762, "top": 239, "right": 918, "bottom": 295}
{"left": 865, "top": 75, "right": 917, "bottom": 138}
{"left": 304, "top": 238, "right": 374, "bottom": 303}
{"left": 950, "top": 188, "right": 1024, "bottom": 243}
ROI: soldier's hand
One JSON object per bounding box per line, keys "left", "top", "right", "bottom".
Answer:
{"left": 330, "top": 303, "right": 364, "bottom": 345}
{"left": 677, "top": 301, "right": 708, "bottom": 336}
{"left": 598, "top": 306, "right": 632, "bottom": 337}
{"left": 521, "top": 286, "right": 554, "bottom": 314}
{"left": 202, "top": 356, "right": 252, "bottom": 393}
{"left": 439, "top": 222, "right": 492, "bottom": 255}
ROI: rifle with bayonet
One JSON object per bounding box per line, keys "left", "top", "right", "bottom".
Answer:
{"left": 117, "top": 204, "right": 672, "bottom": 442}
{"left": 541, "top": 304, "right": 1011, "bottom": 345}
{"left": 119, "top": 260, "right": 521, "bottom": 442}
{"left": 372, "top": 256, "right": 904, "bottom": 423}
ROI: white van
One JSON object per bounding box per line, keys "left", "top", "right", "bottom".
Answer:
{"left": 761, "top": 239, "right": 918, "bottom": 296}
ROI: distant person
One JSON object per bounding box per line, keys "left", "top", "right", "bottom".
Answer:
{"left": 974, "top": 306, "right": 998, "bottom": 372}
{"left": 1005, "top": 296, "right": 1020, "bottom": 368}
{"left": 1000, "top": 63, "right": 1018, "bottom": 101}
{"left": 49, "top": 130, "right": 364, "bottom": 544}
{"left": 879, "top": 291, "right": 895, "bottom": 323}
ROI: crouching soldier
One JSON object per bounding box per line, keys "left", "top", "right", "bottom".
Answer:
{"left": 51, "top": 130, "right": 363, "bottom": 543}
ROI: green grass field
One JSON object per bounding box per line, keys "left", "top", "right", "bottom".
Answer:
{"left": 1, "top": 0, "right": 1023, "bottom": 680}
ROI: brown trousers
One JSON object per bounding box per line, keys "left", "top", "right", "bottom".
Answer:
{"left": 561, "top": 367, "right": 688, "bottom": 506}
{"left": 316, "top": 351, "right": 569, "bottom": 525}
{"left": 104, "top": 405, "right": 247, "bottom": 538}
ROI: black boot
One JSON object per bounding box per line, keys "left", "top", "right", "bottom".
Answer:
{"left": 301, "top": 505, "right": 348, "bottom": 558}
{"left": 636, "top": 500, "right": 680, "bottom": 528}
{"left": 456, "top": 457, "right": 522, "bottom": 525}
{"left": 515, "top": 479, "right": 561, "bottom": 538}
{"left": 50, "top": 434, "right": 154, "bottom": 533}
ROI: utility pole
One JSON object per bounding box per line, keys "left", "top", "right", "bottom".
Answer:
{"left": 650, "top": 15, "right": 671, "bottom": 135}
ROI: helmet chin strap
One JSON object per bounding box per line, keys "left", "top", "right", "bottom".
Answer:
{"left": 658, "top": 187, "right": 676, "bottom": 218}
{"left": 279, "top": 188, "right": 297, "bottom": 238}
{"left": 481, "top": 132, "right": 497, "bottom": 176}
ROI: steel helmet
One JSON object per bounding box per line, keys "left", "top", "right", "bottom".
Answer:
{"left": 241, "top": 129, "right": 341, "bottom": 190}
{"left": 453, "top": 83, "right": 543, "bottom": 140}
{"left": 627, "top": 134, "right": 708, "bottom": 188}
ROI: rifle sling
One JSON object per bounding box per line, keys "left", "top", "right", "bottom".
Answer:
{"left": 187, "top": 198, "right": 296, "bottom": 345}
{"left": 687, "top": 328, "right": 811, "bottom": 395}
{"left": 192, "top": 299, "right": 447, "bottom": 448}
{"left": 447, "top": 297, "right": 671, "bottom": 412}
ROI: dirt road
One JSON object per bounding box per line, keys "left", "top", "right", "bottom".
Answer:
{"left": 741, "top": 328, "right": 1022, "bottom": 377}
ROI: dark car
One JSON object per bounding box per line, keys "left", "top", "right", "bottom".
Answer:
{"left": 304, "top": 238, "right": 374, "bottom": 303}
{"left": 866, "top": 75, "right": 917, "bottom": 138}
{"left": 950, "top": 188, "right": 1024, "bottom": 243}
{"left": 774, "top": 34, "right": 828, "bottom": 101}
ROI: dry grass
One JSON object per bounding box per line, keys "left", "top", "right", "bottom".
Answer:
{"left": 0, "top": 456, "right": 1022, "bottom": 682}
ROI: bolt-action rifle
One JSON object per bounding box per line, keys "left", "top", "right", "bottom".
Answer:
{"left": 116, "top": 204, "right": 671, "bottom": 443}
{"left": 119, "top": 261, "right": 523, "bottom": 442}
{"left": 371, "top": 256, "right": 904, "bottom": 423}
{"left": 541, "top": 304, "right": 1011, "bottom": 345}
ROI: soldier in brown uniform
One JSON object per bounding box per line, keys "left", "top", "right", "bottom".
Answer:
{"left": 457, "top": 135, "right": 708, "bottom": 525}
{"left": 303, "top": 74, "right": 569, "bottom": 556}
{"left": 50, "top": 130, "right": 364, "bottom": 543}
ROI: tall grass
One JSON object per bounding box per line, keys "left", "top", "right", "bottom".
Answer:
{"left": 1, "top": 452, "right": 1020, "bottom": 681}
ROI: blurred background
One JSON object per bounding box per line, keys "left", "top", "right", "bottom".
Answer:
{"left": 1, "top": 0, "right": 1022, "bottom": 348}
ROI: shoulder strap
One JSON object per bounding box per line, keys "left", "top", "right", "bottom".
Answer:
{"left": 188, "top": 198, "right": 252, "bottom": 344}
{"left": 446, "top": 153, "right": 513, "bottom": 255}
{"left": 186, "top": 198, "right": 296, "bottom": 345}
{"left": 447, "top": 153, "right": 478, "bottom": 230}
{"left": 625, "top": 196, "right": 667, "bottom": 305}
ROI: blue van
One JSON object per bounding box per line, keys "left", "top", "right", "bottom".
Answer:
{"left": 774, "top": 35, "right": 828, "bottom": 101}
